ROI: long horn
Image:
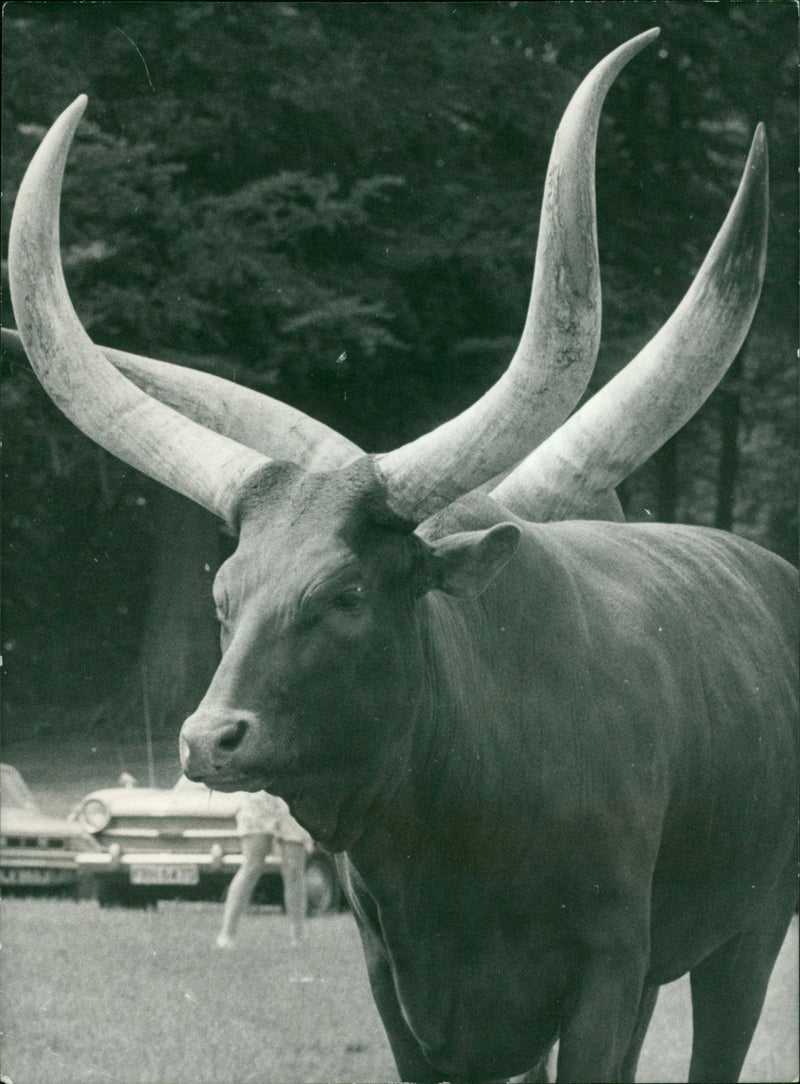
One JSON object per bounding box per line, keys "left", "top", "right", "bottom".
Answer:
{"left": 2, "top": 326, "right": 362, "bottom": 471}
{"left": 375, "top": 28, "right": 660, "bottom": 522}
{"left": 113, "top": 351, "right": 363, "bottom": 470}
{"left": 8, "top": 96, "right": 270, "bottom": 523}
{"left": 492, "top": 125, "right": 769, "bottom": 521}
{"left": 475, "top": 457, "right": 624, "bottom": 522}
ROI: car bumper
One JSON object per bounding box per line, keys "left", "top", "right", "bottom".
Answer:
{"left": 78, "top": 851, "right": 286, "bottom": 904}
{"left": 76, "top": 851, "right": 282, "bottom": 873}
{"left": 78, "top": 850, "right": 238, "bottom": 866}
{"left": 0, "top": 857, "right": 81, "bottom": 888}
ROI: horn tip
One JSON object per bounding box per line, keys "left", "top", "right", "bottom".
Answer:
{"left": 42, "top": 95, "right": 89, "bottom": 147}
{"left": 56, "top": 95, "right": 89, "bottom": 132}
{"left": 629, "top": 27, "right": 661, "bottom": 50}
{"left": 71, "top": 94, "right": 89, "bottom": 117}
{"left": 610, "top": 27, "right": 660, "bottom": 69}
{"left": 746, "top": 123, "right": 769, "bottom": 176}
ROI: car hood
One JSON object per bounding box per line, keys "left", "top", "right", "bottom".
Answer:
{"left": 1, "top": 807, "right": 93, "bottom": 840}
{"left": 77, "top": 786, "right": 241, "bottom": 818}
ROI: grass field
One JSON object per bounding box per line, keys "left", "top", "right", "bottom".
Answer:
{"left": 1, "top": 898, "right": 796, "bottom": 1084}
{"left": 1, "top": 901, "right": 396, "bottom": 1084}
{"left": 2, "top": 737, "right": 797, "bottom": 1082}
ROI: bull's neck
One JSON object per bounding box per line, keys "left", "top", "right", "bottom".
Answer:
{"left": 348, "top": 576, "right": 550, "bottom": 877}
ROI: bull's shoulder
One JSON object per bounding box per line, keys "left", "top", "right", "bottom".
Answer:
{"left": 552, "top": 521, "right": 796, "bottom": 626}
{"left": 423, "top": 505, "right": 796, "bottom": 607}
{"left": 421, "top": 495, "right": 795, "bottom": 584}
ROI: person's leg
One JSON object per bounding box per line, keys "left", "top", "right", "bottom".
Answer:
{"left": 216, "top": 832, "right": 270, "bottom": 947}
{"left": 281, "top": 841, "right": 307, "bottom": 944}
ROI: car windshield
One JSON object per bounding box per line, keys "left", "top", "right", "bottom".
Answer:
{"left": 1, "top": 764, "right": 40, "bottom": 813}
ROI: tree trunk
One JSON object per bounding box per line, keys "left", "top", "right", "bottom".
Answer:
{"left": 138, "top": 488, "right": 222, "bottom": 733}
{"left": 654, "top": 436, "right": 679, "bottom": 523}
{"left": 715, "top": 347, "right": 745, "bottom": 533}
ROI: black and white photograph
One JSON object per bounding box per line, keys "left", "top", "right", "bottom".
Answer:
{"left": 1, "top": 3, "right": 797, "bottom": 1082}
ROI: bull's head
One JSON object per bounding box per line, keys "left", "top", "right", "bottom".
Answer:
{"left": 8, "top": 30, "right": 767, "bottom": 847}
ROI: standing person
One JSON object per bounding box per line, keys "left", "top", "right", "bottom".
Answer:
{"left": 274, "top": 796, "right": 313, "bottom": 945}
{"left": 216, "top": 789, "right": 279, "bottom": 949}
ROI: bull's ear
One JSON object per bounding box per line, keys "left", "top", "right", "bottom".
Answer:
{"left": 419, "top": 523, "right": 522, "bottom": 599}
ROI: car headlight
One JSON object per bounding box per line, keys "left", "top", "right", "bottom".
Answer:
{"left": 79, "top": 799, "right": 111, "bottom": 832}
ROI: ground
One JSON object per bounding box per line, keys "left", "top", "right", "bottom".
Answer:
{"left": 1, "top": 734, "right": 797, "bottom": 1084}
{"left": 0, "top": 902, "right": 796, "bottom": 1084}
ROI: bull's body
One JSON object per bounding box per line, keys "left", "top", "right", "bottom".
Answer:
{"left": 9, "top": 26, "right": 797, "bottom": 1083}
{"left": 336, "top": 496, "right": 798, "bottom": 1080}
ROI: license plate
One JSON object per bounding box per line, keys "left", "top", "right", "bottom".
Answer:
{"left": 130, "top": 864, "right": 199, "bottom": 886}
{"left": 0, "top": 867, "right": 71, "bottom": 886}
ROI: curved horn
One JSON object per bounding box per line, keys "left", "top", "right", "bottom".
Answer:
{"left": 375, "top": 28, "right": 661, "bottom": 522}
{"left": 492, "top": 125, "right": 769, "bottom": 521}
{"left": 2, "top": 326, "right": 362, "bottom": 471}
{"left": 8, "top": 96, "right": 270, "bottom": 523}
{"left": 112, "top": 350, "right": 363, "bottom": 470}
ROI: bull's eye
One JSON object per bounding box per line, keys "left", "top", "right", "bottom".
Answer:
{"left": 333, "top": 585, "right": 365, "bottom": 611}
{"left": 298, "top": 580, "right": 367, "bottom": 627}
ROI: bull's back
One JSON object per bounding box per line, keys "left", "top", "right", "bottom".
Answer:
{"left": 541, "top": 521, "right": 798, "bottom": 978}
{"left": 479, "top": 520, "right": 795, "bottom": 977}
{"left": 426, "top": 506, "right": 797, "bottom": 979}
{"left": 650, "top": 530, "right": 797, "bottom": 976}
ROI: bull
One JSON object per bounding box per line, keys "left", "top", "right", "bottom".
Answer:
{"left": 8, "top": 28, "right": 797, "bottom": 1084}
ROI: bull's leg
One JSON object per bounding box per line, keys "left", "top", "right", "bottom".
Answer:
{"left": 688, "top": 888, "right": 795, "bottom": 1084}
{"left": 619, "top": 982, "right": 659, "bottom": 1083}
{"left": 555, "top": 952, "right": 648, "bottom": 1082}
{"left": 554, "top": 889, "right": 651, "bottom": 1084}
{"left": 508, "top": 1047, "right": 554, "bottom": 1083}
{"left": 361, "top": 936, "right": 447, "bottom": 1082}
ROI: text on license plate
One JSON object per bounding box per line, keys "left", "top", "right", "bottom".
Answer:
{"left": 130, "top": 865, "right": 199, "bottom": 886}
{"left": 0, "top": 867, "right": 69, "bottom": 885}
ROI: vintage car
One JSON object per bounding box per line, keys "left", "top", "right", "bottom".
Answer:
{"left": 0, "top": 763, "right": 100, "bottom": 895}
{"left": 71, "top": 775, "right": 342, "bottom": 912}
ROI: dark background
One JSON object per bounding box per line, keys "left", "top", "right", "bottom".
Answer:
{"left": 2, "top": 1, "right": 797, "bottom": 741}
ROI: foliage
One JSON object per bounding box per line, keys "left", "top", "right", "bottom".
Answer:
{"left": 2, "top": 2, "right": 796, "bottom": 732}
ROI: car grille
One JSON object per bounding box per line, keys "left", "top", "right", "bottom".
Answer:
{"left": 1, "top": 835, "right": 68, "bottom": 849}
{"left": 95, "top": 816, "right": 269, "bottom": 855}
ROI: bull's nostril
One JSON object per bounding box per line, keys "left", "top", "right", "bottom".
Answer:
{"left": 217, "top": 718, "right": 249, "bottom": 754}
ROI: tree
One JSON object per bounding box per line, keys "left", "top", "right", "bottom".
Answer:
{"left": 3, "top": 2, "right": 795, "bottom": 737}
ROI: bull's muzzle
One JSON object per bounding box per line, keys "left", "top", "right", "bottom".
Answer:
{"left": 179, "top": 708, "right": 260, "bottom": 781}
